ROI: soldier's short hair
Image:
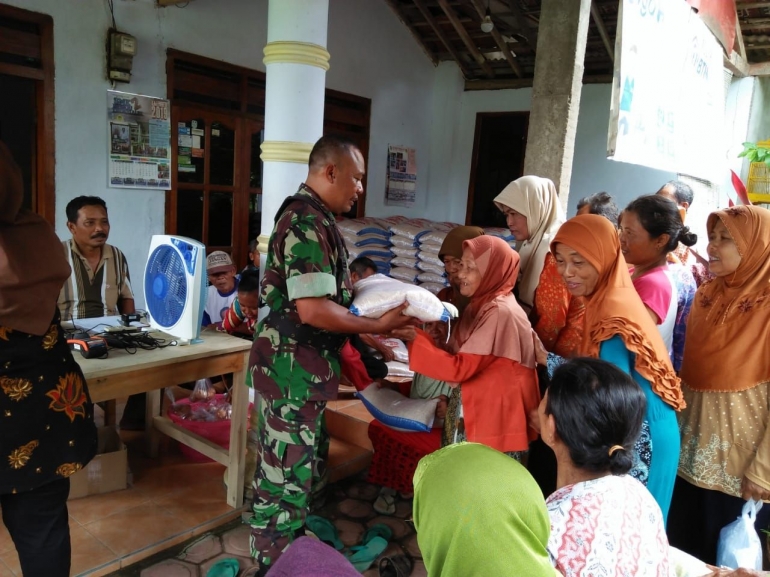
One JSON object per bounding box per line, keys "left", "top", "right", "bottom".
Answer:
{"left": 349, "top": 256, "right": 377, "bottom": 278}
{"left": 308, "top": 135, "right": 359, "bottom": 171}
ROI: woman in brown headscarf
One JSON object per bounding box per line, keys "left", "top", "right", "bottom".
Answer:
{"left": 434, "top": 225, "right": 486, "bottom": 317}
{"left": 550, "top": 214, "right": 683, "bottom": 524}
{"left": 668, "top": 205, "right": 770, "bottom": 565}
{"left": 0, "top": 142, "right": 97, "bottom": 576}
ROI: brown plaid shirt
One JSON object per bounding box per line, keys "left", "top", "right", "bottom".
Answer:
{"left": 57, "top": 239, "right": 134, "bottom": 320}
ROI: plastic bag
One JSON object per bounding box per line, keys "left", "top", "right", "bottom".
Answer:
{"left": 190, "top": 378, "right": 216, "bottom": 402}
{"left": 716, "top": 499, "right": 764, "bottom": 570}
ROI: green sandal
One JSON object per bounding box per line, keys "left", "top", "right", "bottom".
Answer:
{"left": 345, "top": 535, "right": 389, "bottom": 572}
{"left": 361, "top": 523, "right": 393, "bottom": 545}
{"left": 205, "top": 558, "right": 239, "bottom": 577}
{"left": 305, "top": 515, "right": 344, "bottom": 550}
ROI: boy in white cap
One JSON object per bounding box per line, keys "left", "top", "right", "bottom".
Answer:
{"left": 202, "top": 251, "right": 239, "bottom": 328}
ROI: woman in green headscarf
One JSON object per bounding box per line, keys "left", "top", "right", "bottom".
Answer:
{"left": 413, "top": 443, "right": 557, "bottom": 577}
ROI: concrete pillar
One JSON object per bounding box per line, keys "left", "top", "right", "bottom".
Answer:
{"left": 522, "top": 0, "right": 591, "bottom": 211}
{"left": 258, "top": 0, "right": 330, "bottom": 269}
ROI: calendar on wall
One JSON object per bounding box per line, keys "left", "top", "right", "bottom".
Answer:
{"left": 107, "top": 90, "right": 171, "bottom": 190}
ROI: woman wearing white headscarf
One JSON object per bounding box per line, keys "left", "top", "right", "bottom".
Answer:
{"left": 494, "top": 176, "right": 584, "bottom": 358}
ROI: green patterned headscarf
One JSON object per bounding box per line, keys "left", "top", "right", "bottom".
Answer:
{"left": 413, "top": 443, "right": 556, "bottom": 577}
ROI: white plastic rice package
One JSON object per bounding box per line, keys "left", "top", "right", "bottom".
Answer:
{"left": 417, "top": 251, "right": 444, "bottom": 267}
{"left": 389, "top": 266, "right": 419, "bottom": 283}
{"left": 419, "top": 231, "right": 448, "bottom": 246}
{"left": 391, "top": 245, "right": 420, "bottom": 258}
{"left": 391, "top": 256, "right": 419, "bottom": 269}
{"left": 419, "top": 282, "right": 446, "bottom": 295}
{"left": 376, "top": 337, "right": 409, "bottom": 363}
{"left": 385, "top": 361, "right": 414, "bottom": 379}
{"left": 417, "top": 272, "right": 447, "bottom": 285}
{"left": 417, "top": 261, "right": 446, "bottom": 276}
{"left": 350, "top": 273, "right": 457, "bottom": 322}
{"left": 390, "top": 235, "right": 418, "bottom": 249}
{"left": 389, "top": 222, "right": 432, "bottom": 240}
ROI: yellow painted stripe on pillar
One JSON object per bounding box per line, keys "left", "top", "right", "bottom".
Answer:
{"left": 260, "top": 140, "right": 314, "bottom": 164}
{"left": 263, "top": 41, "right": 331, "bottom": 71}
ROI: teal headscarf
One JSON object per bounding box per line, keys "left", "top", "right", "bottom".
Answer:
{"left": 413, "top": 443, "right": 556, "bottom": 577}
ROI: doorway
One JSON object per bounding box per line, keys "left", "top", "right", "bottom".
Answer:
{"left": 466, "top": 112, "right": 529, "bottom": 227}
{"left": 0, "top": 4, "right": 55, "bottom": 223}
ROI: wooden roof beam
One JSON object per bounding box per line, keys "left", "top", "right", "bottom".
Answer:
{"left": 590, "top": 0, "right": 614, "bottom": 63}
{"left": 469, "top": 0, "right": 523, "bottom": 77}
{"left": 382, "top": 0, "right": 439, "bottom": 66}
{"left": 413, "top": 0, "right": 472, "bottom": 77}
{"left": 505, "top": 0, "right": 538, "bottom": 51}
{"left": 157, "top": 0, "right": 194, "bottom": 6}
{"left": 436, "top": 0, "right": 495, "bottom": 78}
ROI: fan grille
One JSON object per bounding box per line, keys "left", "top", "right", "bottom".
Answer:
{"left": 145, "top": 245, "right": 188, "bottom": 327}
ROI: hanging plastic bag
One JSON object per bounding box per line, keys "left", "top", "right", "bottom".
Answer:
{"left": 716, "top": 498, "right": 764, "bottom": 570}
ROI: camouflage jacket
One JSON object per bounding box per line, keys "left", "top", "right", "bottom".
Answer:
{"left": 250, "top": 184, "right": 353, "bottom": 401}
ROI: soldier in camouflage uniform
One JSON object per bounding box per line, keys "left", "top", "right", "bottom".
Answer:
{"left": 248, "top": 135, "right": 411, "bottom": 572}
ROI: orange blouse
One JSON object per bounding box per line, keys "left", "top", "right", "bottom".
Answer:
{"left": 408, "top": 331, "right": 540, "bottom": 453}
{"left": 531, "top": 252, "right": 585, "bottom": 358}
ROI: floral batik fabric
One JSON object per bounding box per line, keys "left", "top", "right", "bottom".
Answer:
{"left": 547, "top": 475, "right": 671, "bottom": 577}
{"left": 0, "top": 312, "right": 97, "bottom": 495}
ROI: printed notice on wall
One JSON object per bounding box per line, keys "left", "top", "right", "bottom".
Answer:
{"left": 385, "top": 145, "right": 417, "bottom": 207}
{"left": 107, "top": 90, "right": 171, "bottom": 189}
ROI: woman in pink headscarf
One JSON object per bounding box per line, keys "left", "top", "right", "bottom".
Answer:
{"left": 397, "top": 236, "right": 542, "bottom": 457}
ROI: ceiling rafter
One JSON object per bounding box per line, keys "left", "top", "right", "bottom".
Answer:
{"left": 436, "top": 0, "right": 496, "bottom": 78}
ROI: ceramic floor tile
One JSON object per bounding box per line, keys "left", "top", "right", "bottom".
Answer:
{"left": 132, "top": 461, "right": 227, "bottom": 501}
{"left": 70, "top": 523, "right": 119, "bottom": 576}
{"left": 76, "top": 559, "right": 122, "bottom": 577}
{"left": 139, "top": 558, "right": 199, "bottom": 577}
{"left": 119, "top": 531, "right": 195, "bottom": 570}
{"left": 68, "top": 486, "right": 151, "bottom": 525}
{"left": 0, "top": 558, "right": 12, "bottom": 577}
{"left": 151, "top": 478, "right": 234, "bottom": 528}
{"left": 0, "top": 548, "right": 20, "bottom": 576}
{"left": 0, "top": 520, "right": 14, "bottom": 555}
{"left": 220, "top": 524, "right": 251, "bottom": 558}
{"left": 82, "top": 503, "right": 187, "bottom": 558}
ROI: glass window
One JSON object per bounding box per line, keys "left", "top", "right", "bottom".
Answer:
{"left": 210, "top": 122, "right": 234, "bottom": 186}
{"left": 208, "top": 191, "right": 233, "bottom": 247}
{"left": 177, "top": 190, "right": 203, "bottom": 241}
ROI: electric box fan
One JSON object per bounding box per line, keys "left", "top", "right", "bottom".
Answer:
{"left": 144, "top": 235, "right": 206, "bottom": 342}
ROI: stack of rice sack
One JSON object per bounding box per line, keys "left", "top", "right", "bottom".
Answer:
{"left": 338, "top": 217, "right": 394, "bottom": 275}
{"left": 414, "top": 223, "right": 457, "bottom": 295}
{"left": 483, "top": 226, "right": 518, "bottom": 250}
{"left": 387, "top": 219, "right": 459, "bottom": 295}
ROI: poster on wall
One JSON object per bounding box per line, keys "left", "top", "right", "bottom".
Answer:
{"left": 385, "top": 145, "right": 417, "bottom": 207}
{"left": 107, "top": 90, "right": 171, "bottom": 189}
{"left": 608, "top": 0, "right": 724, "bottom": 180}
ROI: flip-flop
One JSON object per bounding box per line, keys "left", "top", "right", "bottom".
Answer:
{"left": 378, "top": 554, "right": 413, "bottom": 577}
{"left": 373, "top": 491, "right": 396, "bottom": 515}
{"left": 346, "top": 535, "right": 389, "bottom": 572}
{"left": 305, "top": 515, "right": 344, "bottom": 551}
{"left": 205, "top": 558, "right": 239, "bottom": 577}
{"left": 361, "top": 523, "right": 393, "bottom": 546}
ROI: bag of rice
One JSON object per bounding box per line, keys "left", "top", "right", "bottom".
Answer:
{"left": 350, "top": 273, "right": 457, "bottom": 322}
{"left": 418, "top": 239, "right": 443, "bottom": 253}
{"left": 392, "top": 256, "right": 419, "bottom": 269}
{"left": 419, "top": 231, "right": 448, "bottom": 246}
{"left": 417, "top": 272, "right": 447, "bottom": 285}
{"left": 416, "top": 261, "right": 446, "bottom": 276}
{"left": 376, "top": 337, "right": 409, "bottom": 363}
{"left": 389, "top": 266, "right": 419, "bottom": 283}
{"left": 390, "top": 235, "right": 419, "bottom": 249}
{"left": 385, "top": 361, "right": 414, "bottom": 379}
{"left": 417, "top": 251, "right": 444, "bottom": 267}
{"left": 389, "top": 222, "right": 432, "bottom": 241}
{"left": 419, "top": 282, "right": 447, "bottom": 295}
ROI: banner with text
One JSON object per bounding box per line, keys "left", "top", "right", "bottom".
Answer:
{"left": 608, "top": 0, "right": 725, "bottom": 180}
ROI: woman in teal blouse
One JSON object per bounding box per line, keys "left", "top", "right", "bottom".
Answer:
{"left": 550, "top": 214, "right": 685, "bottom": 524}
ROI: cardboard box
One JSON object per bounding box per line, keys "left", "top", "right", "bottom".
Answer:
{"left": 69, "top": 426, "right": 128, "bottom": 500}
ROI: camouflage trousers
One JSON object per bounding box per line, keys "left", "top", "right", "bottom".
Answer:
{"left": 248, "top": 396, "right": 329, "bottom": 568}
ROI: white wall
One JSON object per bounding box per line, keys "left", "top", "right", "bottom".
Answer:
{"left": 427, "top": 63, "right": 675, "bottom": 223}
{"left": 4, "top": 0, "right": 437, "bottom": 307}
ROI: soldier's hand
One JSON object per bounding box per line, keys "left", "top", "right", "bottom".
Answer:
{"left": 376, "top": 303, "right": 413, "bottom": 333}
{"left": 388, "top": 326, "right": 417, "bottom": 342}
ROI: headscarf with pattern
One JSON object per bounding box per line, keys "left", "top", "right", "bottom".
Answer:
{"left": 413, "top": 443, "right": 556, "bottom": 577}
{"left": 494, "top": 175, "right": 565, "bottom": 308}
{"left": 551, "top": 214, "right": 684, "bottom": 410}
{"left": 681, "top": 205, "right": 770, "bottom": 392}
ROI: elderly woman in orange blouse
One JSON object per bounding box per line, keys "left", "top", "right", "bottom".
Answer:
{"left": 494, "top": 176, "right": 584, "bottom": 358}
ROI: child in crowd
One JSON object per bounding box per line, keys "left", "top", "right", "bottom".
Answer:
{"left": 242, "top": 238, "right": 259, "bottom": 275}
{"left": 219, "top": 269, "right": 260, "bottom": 338}
{"left": 202, "top": 251, "right": 239, "bottom": 328}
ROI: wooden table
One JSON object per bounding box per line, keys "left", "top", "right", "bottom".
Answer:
{"left": 74, "top": 329, "right": 252, "bottom": 508}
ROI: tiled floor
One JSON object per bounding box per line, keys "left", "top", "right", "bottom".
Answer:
{"left": 0, "top": 397, "right": 385, "bottom": 576}
{"left": 0, "top": 401, "right": 245, "bottom": 577}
